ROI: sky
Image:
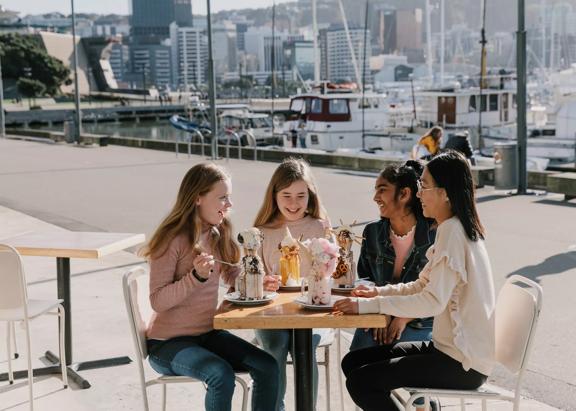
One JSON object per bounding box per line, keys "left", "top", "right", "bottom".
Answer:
{"left": 0, "top": 0, "right": 291, "bottom": 16}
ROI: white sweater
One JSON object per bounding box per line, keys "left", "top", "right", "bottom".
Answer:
{"left": 358, "top": 216, "right": 496, "bottom": 376}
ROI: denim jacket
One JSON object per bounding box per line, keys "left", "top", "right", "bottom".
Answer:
{"left": 357, "top": 217, "right": 436, "bottom": 329}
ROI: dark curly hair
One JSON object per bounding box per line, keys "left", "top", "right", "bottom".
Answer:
{"left": 379, "top": 160, "right": 425, "bottom": 219}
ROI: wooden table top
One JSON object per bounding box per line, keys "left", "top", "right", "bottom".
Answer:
{"left": 2, "top": 231, "right": 146, "bottom": 259}
{"left": 214, "top": 291, "right": 388, "bottom": 330}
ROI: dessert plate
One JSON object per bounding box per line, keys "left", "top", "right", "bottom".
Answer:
{"left": 331, "top": 285, "right": 355, "bottom": 294}
{"left": 224, "top": 292, "right": 277, "bottom": 306}
{"left": 294, "top": 295, "right": 343, "bottom": 310}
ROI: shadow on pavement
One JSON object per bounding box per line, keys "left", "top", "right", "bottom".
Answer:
{"left": 507, "top": 251, "right": 576, "bottom": 283}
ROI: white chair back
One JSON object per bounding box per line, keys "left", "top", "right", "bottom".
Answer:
{"left": 495, "top": 275, "right": 543, "bottom": 374}
{"left": 122, "top": 266, "right": 151, "bottom": 361}
{"left": 0, "top": 244, "right": 29, "bottom": 313}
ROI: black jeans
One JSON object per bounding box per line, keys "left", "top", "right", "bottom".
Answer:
{"left": 341, "top": 341, "right": 487, "bottom": 411}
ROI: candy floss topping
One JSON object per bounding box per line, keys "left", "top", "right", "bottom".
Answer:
{"left": 301, "top": 237, "right": 339, "bottom": 277}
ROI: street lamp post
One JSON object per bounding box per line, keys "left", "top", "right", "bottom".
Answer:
{"left": 0, "top": 51, "right": 5, "bottom": 138}
{"left": 517, "top": 0, "right": 528, "bottom": 194}
{"left": 71, "top": 0, "right": 82, "bottom": 143}
{"left": 207, "top": 0, "right": 218, "bottom": 160}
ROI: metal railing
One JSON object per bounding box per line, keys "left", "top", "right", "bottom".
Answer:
{"left": 225, "top": 130, "right": 241, "bottom": 160}
{"left": 175, "top": 128, "right": 258, "bottom": 161}
{"left": 175, "top": 129, "right": 207, "bottom": 159}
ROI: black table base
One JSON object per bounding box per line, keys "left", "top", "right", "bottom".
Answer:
{"left": 0, "top": 257, "right": 132, "bottom": 389}
{"left": 0, "top": 350, "right": 132, "bottom": 389}
{"left": 293, "top": 328, "right": 314, "bottom": 411}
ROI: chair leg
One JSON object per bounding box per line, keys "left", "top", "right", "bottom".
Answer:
{"left": 161, "top": 384, "right": 167, "bottom": 411}
{"left": 481, "top": 399, "right": 487, "bottom": 411}
{"left": 461, "top": 398, "right": 466, "bottom": 410}
{"left": 335, "top": 329, "right": 345, "bottom": 411}
{"left": 24, "top": 320, "right": 34, "bottom": 411}
{"left": 324, "top": 345, "right": 331, "bottom": 411}
{"left": 235, "top": 376, "right": 250, "bottom": 411}
{"left": 9, "top": 321, "right": 19, "bottom": 359}
{"left": 6, "top": 322, "right": 14, "bottom": 384}
{"left": 57, "top": 305, "right": 69, "bottom": 388}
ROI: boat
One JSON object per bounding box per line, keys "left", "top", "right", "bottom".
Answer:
{"left": 283, "top": 89, "right": 419, "bottom": 152}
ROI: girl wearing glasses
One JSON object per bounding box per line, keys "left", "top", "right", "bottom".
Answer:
{"left": 350, "top": 160, "right": 435, "bottom": 351}
{"left": 334, "top": 151, "right": 495, "bottom": 411}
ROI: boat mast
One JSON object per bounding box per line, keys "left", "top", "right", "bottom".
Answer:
{"left": 425, "top": 0, "right": 433, "bottom": 82}
{"left": 440, "top": 0, "right": 445, "bottom": 86}
{"left": 312, "top": 0, "right": 320, "bottom": 84}
{"left": 336, "top": 0, "right": 362, "bottom": 88}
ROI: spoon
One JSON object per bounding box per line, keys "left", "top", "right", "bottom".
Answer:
{"left": 194, "top": 226, "right": 241, "bottom": 267}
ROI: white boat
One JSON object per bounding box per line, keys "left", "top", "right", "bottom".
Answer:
{"left": 283, "top": 90, "right": 419, "bottom": 152}
{"left": 483, "top": 101, "right": 576, "bottom": 164}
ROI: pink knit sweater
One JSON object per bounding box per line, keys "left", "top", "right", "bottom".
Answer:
{"left": 146, "top": 233, "right": 238, "bottom": 340}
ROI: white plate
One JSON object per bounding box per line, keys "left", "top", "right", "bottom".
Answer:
{"left": 293, "top": 295, "right": 344, "bottom": 310}
{"left": 331, "top": 285, "right": 355, "bottom": 294}
{"left": 224, "top": 292, "right": 277, "bottom": 306}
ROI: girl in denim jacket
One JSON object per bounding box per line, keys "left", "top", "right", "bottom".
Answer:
{"left": 350, "top": 160, "right": 435, "bottom": 350}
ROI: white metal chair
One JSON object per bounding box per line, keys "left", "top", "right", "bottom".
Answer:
{"left": 391, "top": 275, "right": 543, "bottom": 411}
{"left": 122, "top": 266, "right": 251, "bottom": 411}
{"left": 0, "top": 244, "right": 68, "bottom": 411}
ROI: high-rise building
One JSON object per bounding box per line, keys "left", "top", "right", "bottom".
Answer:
{"left": 169, "top": 23, "right": 207, "bottom": 90}
{"left": 131, "top": 0, "right": 192, "bottom": 44}
{"left": 319, "top": 26, "right": 372, "bottom": 84}
{"left": 284, "top": 40, "right": 314, "bottom": 80}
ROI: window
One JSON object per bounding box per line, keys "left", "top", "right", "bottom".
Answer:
{"left": 489, "top": 94, "right": 498, "bottom": 111}
{"left": 329, "top": 99, "right": 348, "bottom": 114}
{"left": 469, "top": 96, "right": 477, "bottom": 112}
{"left": 311, "top": 98, "right": 323, "bottom": 113}
{"left": 480, "top": 95, "right": 487, "bottom": 112}
{"left": 290, "top": 98, "right": 304, "bottom": 113}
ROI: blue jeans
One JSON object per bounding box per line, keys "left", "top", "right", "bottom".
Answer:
{"left": 350, "top": 325, "right": 433, "bottom": 351}
{"left": 148, "top": 330, "right": 279, "bottom": 411}
{"left": 255, "top": 329, "right": 322, "bottom": 411}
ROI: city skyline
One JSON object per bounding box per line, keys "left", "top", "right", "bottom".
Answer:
{"left": 0, "top": 0, "right": 293, "bottom": 16}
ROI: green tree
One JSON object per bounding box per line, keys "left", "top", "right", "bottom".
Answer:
{"left": 17, "top": 77, "right": 46, "bottom": 107}
{"left": 0, "top": 33, "right": 71, "bottom": 96}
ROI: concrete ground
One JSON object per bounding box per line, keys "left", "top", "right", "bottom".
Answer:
{"left": 0, "top": 137, "right": 574, "bottom": 410}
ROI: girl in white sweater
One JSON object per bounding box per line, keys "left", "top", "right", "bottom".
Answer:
{"left": 334, "top": 150, "right": 496, "bottom": 411}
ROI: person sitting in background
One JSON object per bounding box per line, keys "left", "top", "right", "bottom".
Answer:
{"left": 411, "top": 126, "right": 443, "bottom": 160}
{"left": 444, "top": 131, "right": 475, "bottom": 164}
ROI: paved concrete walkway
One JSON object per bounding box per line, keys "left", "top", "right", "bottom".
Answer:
{"left": 0, "top": 137, "right": 573, "bottom": 410}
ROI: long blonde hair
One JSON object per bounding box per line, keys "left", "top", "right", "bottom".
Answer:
{"left": 253, "top": 157, "right": 327, "bottom": 228}
{"left": 142, "top": 163, "right": 240, "bottom": 265}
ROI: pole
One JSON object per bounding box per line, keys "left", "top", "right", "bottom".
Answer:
{"left": 71, "top": 0, "right": 82, "bottom": 143}
{"left": 207, "top": 0, "right": 218, "bottom": 160}
{"left": 440, "top": 0, "right": 445, "bottom": 87}
{"left": 425, "top": 0, "right": 433, "bottom": 81}
{"left": 517, "top": 0, "right": 528, "bottom": 194}
{"left": 0, "top": 51, "right": 5, "bottom": 138}
{"left": 312, "top": 0, "right": 320, "bottom": 84}
{"left": 271, "top": 1, "right": 276, "bottom": 140}
{"left": 361, "top": 0, "right": 369, "bottom": 151}
{"left": 478, "top": 0, "right": 488, "bottom": 152}
{"left": 410, "top": 76, "right": 417, "bottom": 125}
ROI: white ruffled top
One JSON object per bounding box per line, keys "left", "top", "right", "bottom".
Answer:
{"left": 358, "top": 216, "right": 496, "bottom": 376}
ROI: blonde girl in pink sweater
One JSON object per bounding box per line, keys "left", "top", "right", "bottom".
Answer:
{"left": 143, "top": 163, "right": 279, "bottom": 411}
{"left": 253, "top": 157, "right": 332, "bottom": 411}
